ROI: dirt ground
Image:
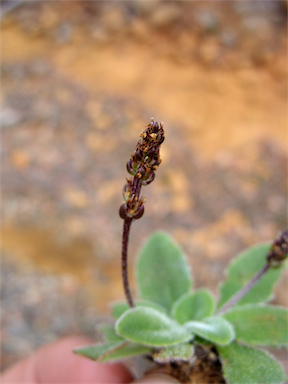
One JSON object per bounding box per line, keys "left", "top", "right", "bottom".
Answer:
{"left": 1, "top": 0, "right": 287, "bottom": 373}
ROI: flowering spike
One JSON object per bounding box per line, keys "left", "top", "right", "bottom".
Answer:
{"left": 267, "top": 230, "right": 288, "bottom": 268}
{"left": 120, "top": 118, "right": 165, "bottom": 308}
{"left": 119, "top": 118, "right": 165, "bottom": 221}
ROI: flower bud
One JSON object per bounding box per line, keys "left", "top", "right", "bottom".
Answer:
{"left": 137, "top": 166, "right": 146, "bottom": 178}
{"left": 150, "top": 159, "right": 157, "bottom": 167}
{"left": 126, "top": 159, "right": 135, "bottom": 175}
{"left": 133, "top": 204, "right": 144, "bottom": 220}
{"left": 142, "top": 171, "right": 155, "bottom": 186}
{"left": 134, "top": 149, "right": 142, "bottom": 162}
{"left": 151, "top": 121, "right": 159, "bottom": 133}
{"left": 146, "top": 147, "right": 157, "bottom": 158}
{"left": 119, "top": 203, "right": 128, "bottom": 220}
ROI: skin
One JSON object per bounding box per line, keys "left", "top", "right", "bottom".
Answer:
{"left": 1, "top": 337, "right": 179, "bottom": 384}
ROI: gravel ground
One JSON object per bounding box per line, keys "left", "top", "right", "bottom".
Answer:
{"left": 1, "top": 253, "right": 104, "bottom": 370}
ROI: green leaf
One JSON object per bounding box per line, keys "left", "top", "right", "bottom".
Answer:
{"left": 136, "top": 231, "right": 192, "bottom": 312}
{"left": 116, "top": 307, "right": 192, "bottom": 347}
{"left": 74, "top": 341, "right": 151, "bottom": 362}
{"left": 153, "top": 343, "right": 194, "bottom": 363}
{"left": 172, "top": 289, "right": 215, "bottom": 324}
{"left": 185, "top": 316, "right": 235, "bottom": 346}
{"left": 100, "top": 343, "right": 151, "bottom": 362}
{"left": 97, "top": 324, "right": 124, "bottom": 342}
{"left": 223, "top": 304, "right": 288, "bottom": 347}
{"left": 74, "top": 341, "right": 124, "bottom": 360}
{"left": 217, "top": 243, "right": 286, "bottom": 309}
{"left": 218, "top": 342, "right": 286, "bottom": 384}
{"left": 111, "top": 300, "right": 167, "bottom": 319}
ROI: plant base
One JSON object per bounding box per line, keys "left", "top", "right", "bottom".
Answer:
{"left": 151, "top": 345, "right": 225, "bottom": 384}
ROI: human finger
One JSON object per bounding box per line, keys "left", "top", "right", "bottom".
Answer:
{"left": 1, "top": 336, "right": 133, "bottom": 384}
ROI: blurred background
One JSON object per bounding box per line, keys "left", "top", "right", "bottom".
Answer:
{"left": 1, "top": 0, "right": 287, "bottom": 372}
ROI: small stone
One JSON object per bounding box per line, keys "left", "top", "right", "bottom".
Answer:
{"left": 198, "top": 39, "right": 219, "bottom": 65}
{"left": 55, "top": 22, "right": 73, "bottom": 44}
{"left": 194, "top": 10, "right": 219, "bottom": 33}
{"left": 97, "top": 180, "right": 121, "bottom": 203}
{"left": 60, "top": 275, "right": 80, "bottom": 296}
{"left": 65, "top": 217, "right": 86, "bottom": 236}
{"left": 16, "top": 8, "right": 42, "bottom": 35}
{"left": 55, "top": 87, "right": 73, "bottom": 104}
{"left": 102, "top": 7, "right": 125, "bottom": 33}
{"left": 170, "top": 193, "right": 193, "bottom": 213}
{"left": 11, "top": 150, "right": 30, "bottom": 169}
{"left": 251, "top": 45, "right": 274, "bottom": 66}
{"left": 64, "top": 189, "right": 89, "bottom": 208}
{"left": 1, "top": 108, "right": 21, "bottom": 128}
{"left": 234, "top": 1, "right": 279, "bottom": 15}
{"left": 3, "top": 64, "right": 27, "bottom": 80}
{"left": 130, "top": 0, "right": 160, "bottom": 17}
{"left": 130, "top": 20, "right": 150, "bottom": 42}
{"left": 220, "top": 29, "right": 238, "bottom": 47}
{"left": 85, "top": 132, "right": 116, "bottom": 152}
{"left": 30, "top": 59, "right": 50, "bottom": 76}
{"left": 91, "top": 25, "right": 110, "bottom": 45}
{"left": 242, "top": 16, "right": 273, "bottom": 38}
{"left": 96, "top": 114, "right": 112, "bottom": 130}
{"left": 85, "top": 133, "right": 103, "bottom": 151}
{"left": 23, "top": 288, "right": 42, "bottom": 305}
{"left": 150, "top": 4, "right": 182, "bottom": 28}
{"left": 266, "top": 195, "right": 286, "bottom": 213}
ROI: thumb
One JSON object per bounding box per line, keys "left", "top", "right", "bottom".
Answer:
{"left": 133, "top": 373, "right": 180, "bottom": 383}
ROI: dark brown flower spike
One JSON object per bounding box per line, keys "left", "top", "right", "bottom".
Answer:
{"left": 267, "top": 229, "right": 288, "bottom": 268}
{"left": 119, "top": 118, "right": 165, "bottom": 307}
{"left": 218, "top": 229, "right": 288, "bottom": 314}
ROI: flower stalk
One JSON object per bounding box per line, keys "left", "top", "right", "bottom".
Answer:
{"left": 119, "top": 118, "right": 165, "bottom": 307}
{"left": 218, "top": 230, "right": 288, "bottom": 314}
{"left": 121, "top": 217, "right": 134, "bottom": 307}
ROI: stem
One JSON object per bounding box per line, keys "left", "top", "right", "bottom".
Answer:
{"left": 217, "top": 263, "right": 270, "bottom": 314}
{"left": 121, "top": 217, "right": 134, "bottom": 307}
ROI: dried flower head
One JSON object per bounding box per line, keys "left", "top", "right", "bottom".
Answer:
{"left": 120, "top": 118, "right": 165, "bottom": 307}
{"left": 119, "top": 118, "right": 165, "bottom": 221}
{"left": 267, "top": 229, "right": 288, "bottom": 268}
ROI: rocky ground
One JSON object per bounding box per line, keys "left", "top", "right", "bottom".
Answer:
{"left": 1, "top": 0, "right": 287, "bottom": 374}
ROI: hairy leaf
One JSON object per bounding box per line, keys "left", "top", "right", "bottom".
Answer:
{"left": 185, "top": 316, "right": 234, "bottom": 345}
{"left": 74, "top": 341, "right": 124, "bottom": 360}
{"left": 153, "top": 343, "right": 194, "bottom": 363}
{"left": 97, "top": 324, "right": 124, "bottom": 342}
{"left": 218, "top": 342, "right": 286, "bottom": 384}
{"left": 74, "top": 341, "right": 151, "bottom": 362}
{"left": 218, "top": 243, "right": 285, "bottom": 309}
{"left": 223, "top": 305, "right": 288, "bottom": 347}
{"left": 100, "top": 343, "right": 151, "bottom": 362}
{"left": 116, "top": 307, "right": 192, "bottom": 347}
{"left": 111, "top": 300, "right": 167, "bottom": 319}
{"left": 136, "top": 232, "right": 192, "bottom": 312}
{"left": 172, "top": 289, "right": 215, "bottom": 324}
